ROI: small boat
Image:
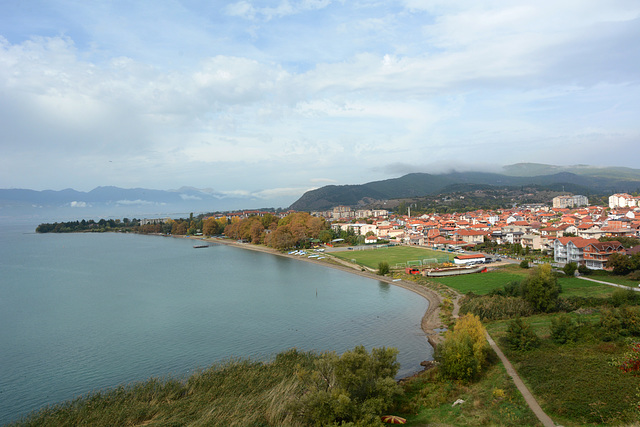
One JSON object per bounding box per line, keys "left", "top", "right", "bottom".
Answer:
{"left": 193, "top": 244, "right": 209, "bottom": 248}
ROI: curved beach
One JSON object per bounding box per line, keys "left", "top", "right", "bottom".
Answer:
{"left": 205, "top": 237, "right": 445, "bottom": 349}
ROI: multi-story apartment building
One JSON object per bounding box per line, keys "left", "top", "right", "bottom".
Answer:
{"left": 583, "top": 241, "right": 626, "bottom": 270}
{"left": 554, "top": 237, "right": 599, "bottom": 266}
{"left": 553, "top": 195, "right": 589, "bottom": 209}
{"left": 609, "top": 193, "right": 640, "bottom": 209}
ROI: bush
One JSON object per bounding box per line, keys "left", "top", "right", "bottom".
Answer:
{"left": 377, "top": 261, "right": 390, "bottom": 276}
{"left": 563, "top": 262, "right": 578, "bottom": 277}
{"left": 628, "top": 270, "right": 640, "bottom": 281}
{"left": 435, "top": 314, "right": 490, "bottom": 382}
{"left": 291, "top": 346, "right": 402, "bottom": 426}
{"left": 550, "top": 314, "right": 580, "bottom": 344}
{"left": 519, "top": 259, "right": 530, "bottom": 269}
{"left": 460, "top": 295, "right": 534, "bottom": 320}
{"left": 505, "top": 318, "right": 540, "bottom": 351}
{"left": 611, "top": 289, "right": 639, "bottom": 307}
{"left": 577, "top": 265, "right": 592, "bottom": 275}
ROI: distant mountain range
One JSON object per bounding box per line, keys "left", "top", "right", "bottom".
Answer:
{"left": 3, "top": 163, "right": 640, "bottom": 222}
{"left": 288, "top": 163, "right": 640, "bottom": 211}
{"left": 0, "top": 186, "right": 267, "bottom": 222}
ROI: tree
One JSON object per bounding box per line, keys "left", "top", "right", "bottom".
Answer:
{"left": 505, "top": 317, "right": 540, "bottom": 351}
{"left": 521, "top": 264, "right": 561, "bottom": 312}
{"left": 435, "top": 314, "right": 489, "bottom": 382}
{"left": 318, "top": 229, "right": 333, "bottom": 244}
{"left": 563, "top": 262, "right": 578, "bottom": 277}
{"left": 607, "top": 253, "right": 635, "bottom": 275}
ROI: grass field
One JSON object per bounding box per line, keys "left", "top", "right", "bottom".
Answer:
{"left": 331, "top": 245, "right": 454, "bottom": 269}
{"left": 485, "top": 314, "right": 639, "bottom": 425}
{"left": 429, "top": 264, "right": 617, "bottom": 298}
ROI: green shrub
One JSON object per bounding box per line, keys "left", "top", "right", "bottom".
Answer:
{"left": 503, "top": 280, "right": 524, "bottom": 297}
{"left": 611, "top": 289, "right": 639, "bottom": 307}
{"left": 577, "top": 265, "right": 592, "bottom": 275}
{"left": 460, "top": 295, "right": 534, "bottom": 320}
{"left": 563, "top": 262, "right": 578, "bottom": 277}
{"left": 550, "top": 314, "right": 580, "bottom": 344}
{"left": 600, "top": 308, "right": 623, "bottom": 339}
{"left": 505, "top": 318, "right": 540, "bottom": 351}
{"left": 377, "top": 261, "right": 390, "bottom": 275}
{"left": 519, "top": 259, "right": 530, "bottom": 269}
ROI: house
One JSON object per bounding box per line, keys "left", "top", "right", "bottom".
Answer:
{"left": 521, "top": 234, "right": 542, "bottom": 251}
{"left": 583, "top": 241, "right": 625, "bottom": 270}
{"left": 576, "top": 223, "right": 602, "bottom": 239}
{"left": 365, "top": 235, "right": 378, "bottom": 244}
{"left": 452, "top": 229, "right": 486, "bottom": 245}
{"left": 553, "top": 237, "right": 599, "bottom": 266}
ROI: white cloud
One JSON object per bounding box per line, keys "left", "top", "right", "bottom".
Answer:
{"left": 70, "top": 201, "right": 88, "bottom": 208}
{"left": 0, "top": 0, "right": 639, "bottom": 200}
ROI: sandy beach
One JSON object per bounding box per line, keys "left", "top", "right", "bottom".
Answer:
{"left": 193, "top": 236, "right": 446, "bottom": 350}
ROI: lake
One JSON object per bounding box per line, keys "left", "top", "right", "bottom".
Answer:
{"left": 0, "top": 224, "right": 431, "bottom": 424}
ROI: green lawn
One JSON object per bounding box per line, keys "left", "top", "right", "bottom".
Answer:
{"left": 331, "top": 246, "right": 454, "bottom": 269}
{"left": 581, "top": 272, "right": 640, "bottom": 287}
{"left": 429, "top": 269, "right": 526, "bottom": 295}
{"left": 559, "top": 277, "right": 618, "bottom": 297}
{"left": 429, "top": 265, "right": 615, "bottom": 298}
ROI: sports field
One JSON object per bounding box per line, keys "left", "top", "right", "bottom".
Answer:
{"left": 331, "top": 245, "right": 454, "bottom": 269}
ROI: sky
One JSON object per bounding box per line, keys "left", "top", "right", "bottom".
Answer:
{"left": 1, "top": 0, "right": 639, "bottom": 206}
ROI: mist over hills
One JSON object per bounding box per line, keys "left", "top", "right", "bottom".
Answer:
{"left": 288, "top": 164, "right": 640, "bottom": 211}
{"left": 3, "top": 164, "right": 640, "bottom": 223}
{"left": 0, "top": 186, "right": 268, "bottom": 223}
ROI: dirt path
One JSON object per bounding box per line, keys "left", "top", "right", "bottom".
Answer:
{"left": 578, "top": 276, "right": 640, "bottom": 292}
{"left": 485, "top": 332, "right": 556, "bottom": 427}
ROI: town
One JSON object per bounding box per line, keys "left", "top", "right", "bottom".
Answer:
{"left": 266, "top": 192, "right": 638, "bottom": 271}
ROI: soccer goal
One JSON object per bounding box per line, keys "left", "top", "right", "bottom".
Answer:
{"left": 422, "top": 258, "right": 439, "bottom": 266}
{"left": 406, "top": 260, "right": 422, "bottom": 267}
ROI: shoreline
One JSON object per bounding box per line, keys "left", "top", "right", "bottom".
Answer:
{"left": 193, "top": 236, "right": 446, "bottom": 351}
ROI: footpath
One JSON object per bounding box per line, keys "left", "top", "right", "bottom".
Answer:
{"left": 577, "top": 276, "right": 640, "bottom": 292}
{"left": 485, "top": 332, "right": 556, "bottom": 427}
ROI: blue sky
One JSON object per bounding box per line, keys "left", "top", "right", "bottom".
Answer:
{"left": 1, "top": 0, "right": 639, "bottom": 207}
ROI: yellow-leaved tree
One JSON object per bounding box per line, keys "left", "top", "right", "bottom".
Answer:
{"left": 435, "top": 313, "right": 489, "bottom": 382}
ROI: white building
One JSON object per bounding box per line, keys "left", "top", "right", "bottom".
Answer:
{"left": 609, "top": 193, "right": 640, "bottom": 209}
{"left": 552, "top": 195, "right": 588, "bottom": 209}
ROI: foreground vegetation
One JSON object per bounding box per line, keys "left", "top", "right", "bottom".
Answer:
{"left": 12, "top": 346, "right": 402, "bottom": 427}
{"left": 486, "top": 314, "right": 640, "bottom": 425}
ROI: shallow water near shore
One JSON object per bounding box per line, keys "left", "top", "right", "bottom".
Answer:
{"left": 0, "top": 224, "right": 431, "bottom": 424}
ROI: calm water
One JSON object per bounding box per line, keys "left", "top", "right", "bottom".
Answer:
{"left": 0, "top": 224, "right": 431, "bottom": 424}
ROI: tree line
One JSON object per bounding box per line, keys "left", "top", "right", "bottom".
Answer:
{"left": 35, "top": 212, "right": 334, "bottom": 251}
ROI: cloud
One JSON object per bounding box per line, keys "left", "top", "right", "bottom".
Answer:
{"left": 69, "top": 201, "right": 88, "bottom": 208}
{"left": 226, "top": 0, "right": 333, "bottom": 21}
{"left": 1, "top": 0, "right": 639, "bottom": 199}
{"left": 310, "top": 178, "right": 338, "bottom": 184}
{"left": 116, "top": 200, "right": 159, "bottom": 206}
